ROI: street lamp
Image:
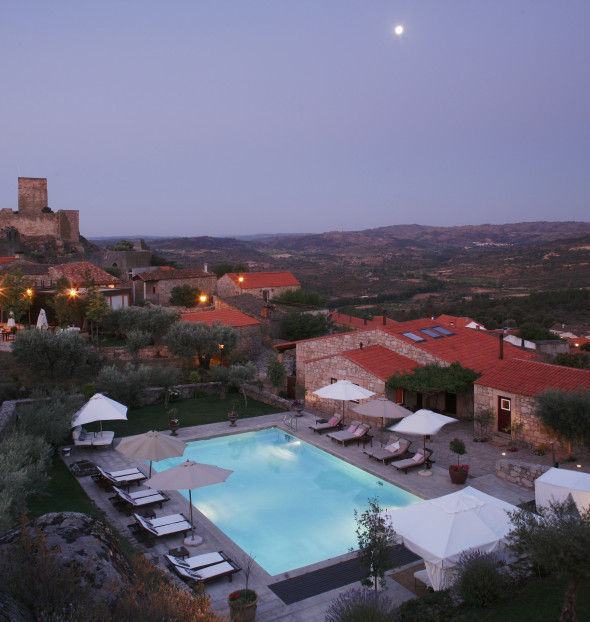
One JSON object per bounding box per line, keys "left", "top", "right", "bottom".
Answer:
{"left": 26, "top": 288, "right": 33, "bottom": 324}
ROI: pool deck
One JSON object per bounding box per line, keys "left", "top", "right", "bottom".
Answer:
{"left": 63, "top": 409, "right": 553, "bottom": 621}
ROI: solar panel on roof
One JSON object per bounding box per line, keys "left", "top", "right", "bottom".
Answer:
{"left": 431, "top": 326, "right": 455, "bottom": 336}
{"left": 401, "top": 331, "right": 426, "bottom": 343}
{"left": 418, "top": 328, "right": 444, "bottom": 339}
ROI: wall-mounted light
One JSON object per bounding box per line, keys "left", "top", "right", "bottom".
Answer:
{"left": 69, "top": 289, "right": 77, "bottom": 297}
{"left": 199, "top": 295, "right": 207, "bottom": 303}
{"left": 238, "top": 276, "right": 244, "bottom": 282}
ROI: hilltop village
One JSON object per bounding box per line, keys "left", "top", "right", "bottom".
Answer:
{"left": 1, "top": 177, "right": 590, "bottom": 621}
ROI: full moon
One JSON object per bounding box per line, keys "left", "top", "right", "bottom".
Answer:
{"left": 394, "top": 25, "right": 404, "bottom": 35}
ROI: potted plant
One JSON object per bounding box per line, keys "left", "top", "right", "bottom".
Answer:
{"left": 228, "top": 553, "right": 257, "bottom": 621}
{"left": 168, "top": 408, "right": 179, "bottom": 435}
{"left": 449, "top": 438, "right": 468, "bottom": 484}
{"left": 291, "top": 399, "right": 304, "bottom": 414}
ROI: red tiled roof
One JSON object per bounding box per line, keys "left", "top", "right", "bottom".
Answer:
{"left": 49, "top": 261, "right": 120, "bottom": 284}
{"left": 435, "top": 314, "right": 485, "bottom": 329}
{"left": 331, "top": 311, "right": 398, "bottom": 330}
{"left": 475, "top": 359, "right": 590, "bottom": 395}
{"left": 134, "top": 268, "right": 211, "bottom": 281}
{"left": 225, "top": 271, "right": 300, "bottom": 289}
{"left": 380, "top": 318, "right": 537, "bottom": 374}
{"left": 0, "top": 257, "right": 20, "bottom": 265}
{"left": 342, "top": 345, "right": 418, "bottom": 381}
{"left": 181, "top": 309, "right": 260, "bottom": 328}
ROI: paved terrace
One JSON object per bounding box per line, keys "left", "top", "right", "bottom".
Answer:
{"left": 63, "top": 409, "right": 577, "bottom": 622}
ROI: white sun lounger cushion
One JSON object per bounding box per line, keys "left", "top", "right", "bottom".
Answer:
{"left": 166, "top": 551, "right": 225, "bottom": 569}
{"left": 412, "top": 453, "right": 424, "bottom": 462}
{"left": 147, "top": 520, "right": 191, "bottom": 537}
{"left": 182, "top": 561, "right": 236, "bottom": 581}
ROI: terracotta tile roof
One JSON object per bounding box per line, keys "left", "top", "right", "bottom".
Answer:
{"left": 0, "top": 257, "right": 20, "bottom": 265}
{"left": 379, "top": 318, "right": 537, "bottom": 374}
{"left": 435, "top": 314, "right": 485, "bottom": 329}
{"left": 225, "top": 271, "right": 300, "bottom": 289}
{"left": 49, "top": 261, "right": 120, "bottom": 284}
{"left": 474, "top": 359, "right": 590, "bottom": 395}
{"left": 331, "top": 311, "right": 398, "bottom": 329}
{"left": 181, "top": 309, "right": 260, "bottom": 328}
{"left": 342, "top": 345, "right": 418, "bottom": 381}
{"left": 134, "top": 268, "right": 211, "bottom": 281}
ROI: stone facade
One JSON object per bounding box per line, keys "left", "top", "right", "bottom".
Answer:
{"left": 474, "top": 384, "right": 570, "bottom": 451}
{"left": 496, "top": 459, "right": 551, "bottom": 488}
{"left": 0, "top": 178, "right": 81, "bottom": 252}
{"left": 132, "top": 270, "right": 216, "bottom": 305}
{"left": 216, "top": 272, "right": 300, "bottom": 301}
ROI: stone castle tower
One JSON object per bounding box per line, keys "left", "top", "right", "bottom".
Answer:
{"left": 0, "top": 177, "right": 81, "bottom": 255}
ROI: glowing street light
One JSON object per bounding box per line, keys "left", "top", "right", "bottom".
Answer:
{"left": 69, "top": 289, "right": 77, "bottom": 297}
{"left": 394, "top": 24, "right": 404, "bottom": 36}
{"left": 199, "top": 295, "right": 207, "bottom": 303}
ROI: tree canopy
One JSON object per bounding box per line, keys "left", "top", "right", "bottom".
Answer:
{"left": 281, "top": 312, "right": 334, "bottom": 341}
{"left": 507, "top": 501, "right": 590, "bottom": 622}
{"left": 169, "top": 284, "right": 200, "bottom": 307}
{"left": 534, "top": 389, "right": 590, "bottom": 457}
{"left": 386, "top": 362, "right": 481, "bottom": 395}
{"left": 1, "top": 269, "right": 34, "bottom": 324}
{"left": 518, "top": 321, "right": 561, "bottom": 341}
{"left": 212, "top": 262, "right": 248, "bottom": 278}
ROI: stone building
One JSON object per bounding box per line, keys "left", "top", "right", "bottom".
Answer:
{"left": 0, "top": 178, "right": 82, "bottom": 254}
{"left": 132, "top": 268, "right": 216, "bottom": 305}
{"left": 291, "top": 318, "right": 537, "bottom": 419}
{"left": 474, "top": 359, "right": 590, "bottom": 451}
{"left": 216, "top": 271, "right": 300, "bottom": 301}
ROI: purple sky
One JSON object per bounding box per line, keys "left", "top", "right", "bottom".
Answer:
{"left": 1, "top": 1, "right": 589, "bottom": 238}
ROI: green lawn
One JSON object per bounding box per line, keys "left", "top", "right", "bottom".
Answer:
{"left": 451, "top": 576, "right": 590, "bottom": 622}
{"left": 84, "top": 394, "right": 285, "bottom": 437}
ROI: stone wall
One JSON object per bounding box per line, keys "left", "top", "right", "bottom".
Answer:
{"left": 496, "top": 459, "right": 550, "bottom": 488}
{"left": 18, "top": 177, "right": 47, "bottom": 214}
{"left": 474, "top": 384, "right": 569, "bottom": 451}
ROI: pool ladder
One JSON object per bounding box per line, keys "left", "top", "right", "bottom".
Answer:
{"left": 283, "top": 413, "right": 298, "bottom": 431}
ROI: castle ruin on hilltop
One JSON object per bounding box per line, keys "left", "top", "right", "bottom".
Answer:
{"left": 0, "top": 177, "right": 82, "bottom": 256}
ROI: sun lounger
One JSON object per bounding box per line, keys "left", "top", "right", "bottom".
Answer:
{"left": 364, "top": 436, "right": 412, "bottom": 464}
{"left": 391, "top": 448, "right": 433, "bottom": 474}
{"left": 172, "top": 560, "right": 241, "bottom": 584}
{"left": 112, "top": 485, "right": 169, "bottom": 512}
{"left": 309, "top": 413, "right": 343, "bottom": 434}
{"left": 72, "top": 426, "right": 115, "bottom": 448}
{"left": 95, "top": 465, "right": 146, "bottom": 489}
{"left": 166, "top": 550, "right": 230, "bottom": 570}
{"left": 133, "top": 512, "right": 191, "bottom": 544}
{"left": 327, "top": 422, "right": 371, "bottom": 445}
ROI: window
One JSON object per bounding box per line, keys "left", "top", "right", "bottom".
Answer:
{"left": 431, "top": 325, "right": 455, "bottom": 336}
{"left": 401, "top": 331, "right": 426, "bottom": 342}
{"left": 330, "top": 378, "right": 337, "bottom": 384}
{"left": 418, "top": 328, "right": 444, "bottom": 339}
{"left": 500, "top": 398, "right": 511, "bottom": 411}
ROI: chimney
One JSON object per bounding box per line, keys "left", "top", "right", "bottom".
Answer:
{"left": 499, "top": 333, "right": 504, "bottom": 360}
{"left": 521, "top": 337, "right": 525, "bottom": 348}
{"left": 364, "top": 317, "right": 367, "bottom": 325}
{"left": 382, "top": 310, "right": 387, "bottom": 325}
{"left": 428, "top": 304, "right": 433, "bottom": 319}
{"left": 401, "top": 309, "right": 406, "bottom": 322}
{"left": 204, "top": 263, "right": 208, "bottom": 273}
{"left": 359, "top": 342, "right": 364, "bottom": 350}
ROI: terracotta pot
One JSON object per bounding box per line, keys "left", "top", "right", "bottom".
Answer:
{"left": 449, "top": 467, "right": 468, "bottom": 484}
{"left": 228, "top": 593, "right": 258, "bottom": 622}
{"left": 228, "top": 413, "right": 238, "bottom": 427}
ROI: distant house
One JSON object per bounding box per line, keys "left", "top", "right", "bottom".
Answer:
{"left": 435, "top": 314, "right": 486, "bottom": 331}
{"left": 330, "top": 311, "right": 398, "bottom": 331}
{"left": 132, "top": 268, "right": 216, "bottom": 306}
{"left": 216, "top": 271, "right": 300, "bottom": 302}
{"left": 48, "top": 261, "right": 130, "bottom": 309}
{"left": 181, "top": 309, "right": 262, "bottom": 356}
{"left": 474, "top": 359, "right": 590, "bottom": 450}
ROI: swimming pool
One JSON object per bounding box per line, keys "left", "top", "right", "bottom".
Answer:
{"left": 152, "top": 428, "right": 421, "bottom": 576}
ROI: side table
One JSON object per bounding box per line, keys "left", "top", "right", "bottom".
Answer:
{"left": 168, "top": 546, "right": 189, "bottom": 560}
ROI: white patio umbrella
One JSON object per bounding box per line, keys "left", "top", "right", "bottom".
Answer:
{"left": 353, "top": 397, "right": 412, "bottom": 445}
{"left": 36, "top": 308, "right": 49, "bottom": 330}
{"left": 388, "top": 408, "right": 458, "bottom": 476}
{"left": 146, "top": 459, "right": 233, "bottom": 546}
{"left": 380, "top": 487, "right": 519, "bottom": 590}
{"left": 116, "top": 430, "right": 187, "bottom": 477}
{"left": 71, "top": 393, "right": 128, "bottom": 437}
{"left": 7, "top": 311, "right": 15, "bottom": 328}
{"left": 313, "top": 380, "right": 375, "bottom": 418}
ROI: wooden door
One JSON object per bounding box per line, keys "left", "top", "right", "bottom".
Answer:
{"left": 497, "top": 396, "right": 512, "bottom": 432}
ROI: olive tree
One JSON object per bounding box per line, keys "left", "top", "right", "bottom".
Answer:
{"left": 125, "top": 329, "right": 151, "bottom": 368}
{"left": 228, "top": 362, "right": 256, "bottom": 408}
{"left": 352, "top": 497, "right": 396, "bottom": 591}
{"left": 266, "top": 356, "right": 286, "bottom": 389}
{"left": 12, "top": 329, "right": 90, "bottom": 379}
{"left": 535, "top": 389, "right": 590, "bottom": 459}
{"left": 97, "top": 363, "right": 150, "bottom": 408}
{"left": 103, "top": 306, "right": 179, "bottom": 343}
{"left": 507, "top": 501, "right": 590, "bottom": 622}
{"left": 0, "top": 269, "right": 33, "bottom": 324}
{"left": 150, "top": 366, "right": 183, "bottom": 409}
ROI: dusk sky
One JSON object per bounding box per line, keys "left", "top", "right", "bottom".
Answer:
{"left": 2, "top": 1, "right": 589, "bottom": 238}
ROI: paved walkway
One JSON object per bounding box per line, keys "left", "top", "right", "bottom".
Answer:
{"left": 62, "top": 409, "right": 581, "bottom": 621}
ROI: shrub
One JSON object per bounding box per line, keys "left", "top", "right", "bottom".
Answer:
{"left": 325, "top": 588, "right": 396, "bottom": 622}
{"left": 454, "top": 550, "right": 505, "bottom": 608}
{"left": 266, "top": 356, "right": 286, "bottom": 388}
{"left": 97, "top": 363, "right": 149, "bottom": 407}
{"left": 81, "top": 383, "right": 97, "bottom": 399}
{"left": 396, "top": 590, "right": 455, "bottom": 622}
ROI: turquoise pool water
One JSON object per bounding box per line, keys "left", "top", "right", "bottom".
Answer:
{"left": 152, "top": 428, "right": 421, "bottom": 576}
